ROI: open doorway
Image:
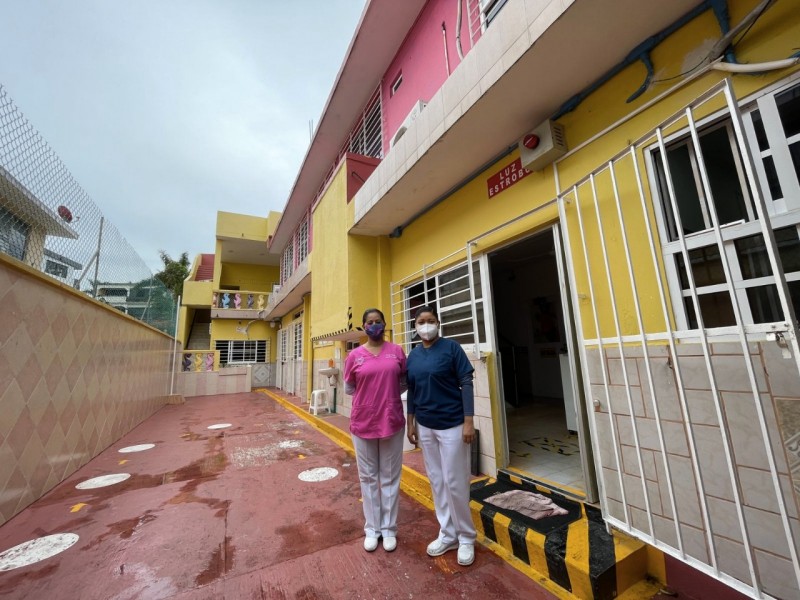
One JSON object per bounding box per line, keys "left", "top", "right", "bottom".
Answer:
{"left": 489, "top": 227, "right": 586, "bottom": 495}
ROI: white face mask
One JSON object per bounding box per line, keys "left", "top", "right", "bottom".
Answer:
{"left": 415, "top": 323, "right": 439, "bottom": 341}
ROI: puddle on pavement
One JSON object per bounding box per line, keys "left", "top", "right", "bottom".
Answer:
{"left": 276, "top": 510, "right": 361, "bottom": 561}
{"left": 194, "top": 536, "right": 234, "bottom": 586}
{"left": 83, "top": 511, "right": 159, "bottom": 550}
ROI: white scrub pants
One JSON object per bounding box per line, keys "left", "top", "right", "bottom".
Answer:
{"left": 417, "top": 422, "right": 476, "bottom": 545}
{"left": 352, "top": 429, "right": 405, "bottom": 538}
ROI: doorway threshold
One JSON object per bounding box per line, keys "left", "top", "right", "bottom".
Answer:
{"left": 502, "top": 466, "right": 587, "bottom": 503}
{"left": 471, "top": 471, "right": 649, "bottom": 599}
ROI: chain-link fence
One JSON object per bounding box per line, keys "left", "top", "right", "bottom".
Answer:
{"left": 0, "top": 85, "right": 176, "bottom": 335}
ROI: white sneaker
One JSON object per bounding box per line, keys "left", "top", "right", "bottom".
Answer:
{"left": 383, "top": 536, "right": 397, "bottom": 552}
{"left": 457, "top": 543, "right": 475, "bottom": 566}
{"left": 364, "top": 536, "right": 379, "bottom": 552}
{"left": 426, "top": 539, "right": 458, "bottom": 556}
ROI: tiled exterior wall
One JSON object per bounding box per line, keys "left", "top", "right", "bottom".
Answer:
{"left": 0, "top": 259, "right": 173, "bottom": 525}
{"left": 277, "top": 360, "right": 308, "bottom": 401}
{"left": 586, "top": 342, "right": 800, "bottom": 600}
{"left": 178, "top": 365, "right": 252, "bottom": 397}
{"left": 311, "top": 359, "right": 344, "bottom": 416}
{"left": 472, "top": 356, "right": 497, "bottom": 477}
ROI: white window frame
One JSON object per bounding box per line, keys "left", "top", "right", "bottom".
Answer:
{"left": 0, "top": 206, "right": 30, "bottom": 261}
{"left": 646, "top": 75, "right": 800, "bottom": 333}
{"left": 296, "top": 216, "right": 309, "bottom": 264}
{"left": 400, "top": 259, "right": 488, "bottom": 354}
{"left": 292, "top": 320, "right": 303, "bottom": 360}
{"left": 215, "top": 340, "right": 267, "bottom": 365}
{"left": 479, "top": 0, "right": 508, "bottom": 29}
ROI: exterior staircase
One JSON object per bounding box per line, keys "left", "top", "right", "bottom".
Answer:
{"left": 195, "top": 253, "right": 215, "bottom": 281}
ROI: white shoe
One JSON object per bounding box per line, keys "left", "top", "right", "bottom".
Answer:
{"left": 457, "top": 543, "right": 475, "bottom": 566}
{"left": 426, "top": 538, "right": 458, "bottom": 556}
{"left": 383, "top": 536, "right": 397, "bottom": 552}
{"left": 364, "top": 536, "right": 379, "bottom": 552}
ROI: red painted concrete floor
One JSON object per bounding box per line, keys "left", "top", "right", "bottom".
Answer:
{"left": 0, "top": 392, "right": 557, "bottom": 599}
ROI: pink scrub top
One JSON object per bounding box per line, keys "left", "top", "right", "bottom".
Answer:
{"left": 344, "top": 342, "right": 406, "bottom": 439}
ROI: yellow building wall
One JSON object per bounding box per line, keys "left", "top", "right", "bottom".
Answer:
{"left": 265, "top": 211, "right": 281, "bottom": 239}
{"left": 310, "top": 162, "right": 352, "bottom": 338}
{"left": 219, "top": 262, "right": 278, "bottom": 292}
{"left": 555, "top": 0, "right": 800, "bottom": 340}
{"left": 216, "top": 211, "right": 271, "bottom": 241}
{"left": 388, "top": 151, "right": 559, "bottom": 282}
{"left": 182, "top": 280, "right": 214, "bottom": 308}
{"left": 210, "top": 319, "right": 274, "bottom": 352}
{"left": 388, "top": 0, "right": 800, "bottom": 342}
{"left": 349, "top": 234, "right": 392, "bottom": 327}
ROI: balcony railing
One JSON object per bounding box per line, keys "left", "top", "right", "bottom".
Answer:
{"left": 211, "top": 289, "right": 270, "bottom": 318}
{"left": 180, "top": 350, "right": 219, "bottom": 372}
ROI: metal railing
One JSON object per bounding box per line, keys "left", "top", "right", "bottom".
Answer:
{"left": 0, "top": 85, "right": 176, "bottom": 334}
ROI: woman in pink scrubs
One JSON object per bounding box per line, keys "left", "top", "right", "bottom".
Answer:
{"left": 344, "top": 308, "right": 407, "bottom": 552}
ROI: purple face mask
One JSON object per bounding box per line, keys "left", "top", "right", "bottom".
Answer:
{"left": 365, "top": 323, "right": 385, "bottom": 340}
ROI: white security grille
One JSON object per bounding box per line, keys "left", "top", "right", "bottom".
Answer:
{"left": 347, "top": 86, "right": 383, "bottom": 159}
{"left": 215, "top": 340, "right": 268, "bottom": 365}
{"left": 390, "top": 255, "right": 486, "bottom": 355}
{"left": 556, "top": 77, "right": 800, "bottom": 599}
{"left": 297, "top": 216, "right": 309, "bottom": 264}
{"left": 293, "top": 320, "right": 303, "bottom": 360}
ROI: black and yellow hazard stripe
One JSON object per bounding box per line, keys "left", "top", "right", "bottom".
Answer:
{"left": 470, "top": 472, "right": 648, "bottom": 600}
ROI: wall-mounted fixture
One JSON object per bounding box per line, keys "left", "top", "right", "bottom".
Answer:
{"left": 519, "top": 119, "right": 567, "bottom": 172}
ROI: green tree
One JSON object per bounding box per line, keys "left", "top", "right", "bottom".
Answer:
{"left": 155, "top": 250, "right": 190, "bottom": 301}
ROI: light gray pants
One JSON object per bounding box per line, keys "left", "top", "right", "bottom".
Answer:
{"left": 352, "top": 429, "right": 405, "bottom": 538}
{"left": 418, "top": 422, "right": 476, "bottom": 545}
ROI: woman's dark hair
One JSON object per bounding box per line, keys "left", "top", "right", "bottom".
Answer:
{"left": 414, "top": 305, "right": 439, "bottom": 321}
{"left": 362, "top": 308, "right": 386, "bottom": 325}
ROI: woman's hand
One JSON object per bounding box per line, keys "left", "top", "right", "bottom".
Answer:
{"left": 407, "top": 416, "right": 418, "bottom": 446}
{"left": 463, "top": 416, "right": 475, "bottom": 445}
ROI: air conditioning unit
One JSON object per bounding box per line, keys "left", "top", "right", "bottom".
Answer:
{"left": 390, "top": 99, "right": 427, "bottom": 147}
{"left": 518, "top": 119, "right": 567, "bottom": 172}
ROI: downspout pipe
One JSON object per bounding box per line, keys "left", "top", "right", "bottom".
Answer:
{"left": 712, "top": 55, "right": 800, "bottom": 73}
{"left": 455, "top": 0, "right": 465, "bottom": 61}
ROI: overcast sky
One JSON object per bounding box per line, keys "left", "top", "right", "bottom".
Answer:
{"left": 0, "top": 0, "right": 366, "bottom": 273}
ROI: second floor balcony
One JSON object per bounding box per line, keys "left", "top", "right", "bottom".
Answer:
{"left": 266, "top": 253, "right": 310, "bottom": 317}
{"left": 211, "top": 288, "right": 272, "bottom": 319}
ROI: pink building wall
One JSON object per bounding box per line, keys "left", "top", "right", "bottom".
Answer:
{"left": 381, "top": 0, "right": 473, "bottom": 155}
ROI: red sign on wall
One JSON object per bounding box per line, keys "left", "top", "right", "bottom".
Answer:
{"left": 487, "top": 158, "right": 531, "bottom": 198}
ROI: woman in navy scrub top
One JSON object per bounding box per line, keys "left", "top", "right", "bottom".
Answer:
{"left": 406, "top": 305, "right": 477, "bottom": 566}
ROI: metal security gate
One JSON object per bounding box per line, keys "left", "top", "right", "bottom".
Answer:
{"left": 555, "top": 77, "right": 800, "bottom": 599}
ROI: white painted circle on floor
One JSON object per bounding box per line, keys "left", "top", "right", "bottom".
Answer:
{"left": 75, "top": 473, "right": 131, "bottom": 489}
{"left": 207, "top": 423, "right": 232, "bottom": 430}
{"left": 0, "top": 533, "right": 79, "bottom": 571}
{"left": 298, "top": 467, "right": 339, "bottom": 482}
{"left": 278, "top": 440, "right": 303, "bottom": 449}
{"left": 118, "top": 444, "right": 155, "bottom": 453}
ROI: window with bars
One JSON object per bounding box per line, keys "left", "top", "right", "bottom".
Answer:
{"left": 293, "top": 321, "right": 303, "bottom": 359}
{"left": 401, "top": 260, "right": 486, "bottom": 352}
{"left": 215, "top": 340, "right": 267, "bottom": 365}
{"left": 479, "top": 0, "right": 508, "bottom": 28}
{"left": 279, "top": 214, "right": 311, "bottom": 285}
{"left": 649, "top": 76, "right": 800, "bottom": 330}
{"left": 347, "top": 87, "right": 383, "bottom": 159}
{"left": 281, "top": 242, "right": 294, "bottom": 284}
{"left": 0, "top": 206, "right": 30, "bottom": 261}
{"left": 278, "top": 329, "right": 288, "bottom": 363}
{"left": 297, "top": 216, "right": 309, "bottom": 264}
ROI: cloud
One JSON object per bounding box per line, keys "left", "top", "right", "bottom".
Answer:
{"left": 0, "top": 0, "right": 365, "bottom": 273}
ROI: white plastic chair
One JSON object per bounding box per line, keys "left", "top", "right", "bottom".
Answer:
{"left": 309, "top": 389, "right": 329, "bottom": 415}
